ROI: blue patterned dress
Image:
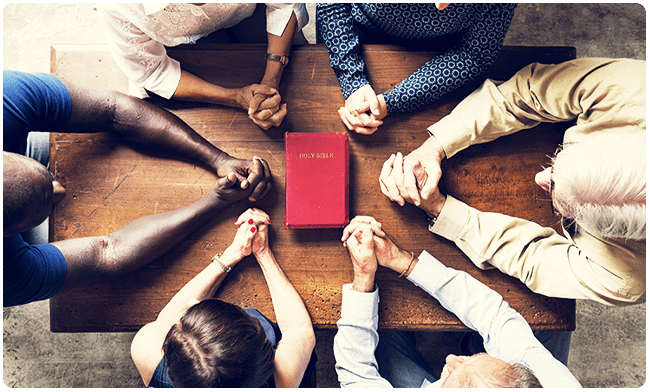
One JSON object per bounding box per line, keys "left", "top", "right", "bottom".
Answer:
{"left": 316, "top": 3, "right": 517, "bottom": 115}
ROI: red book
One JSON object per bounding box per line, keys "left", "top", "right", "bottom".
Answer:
{"left": 285, "top": 132, "right": 349, "bottom": 229}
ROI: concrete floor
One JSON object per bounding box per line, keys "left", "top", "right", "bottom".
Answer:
{"left": 3, "top": 3, "right": 646, "bottom": 388}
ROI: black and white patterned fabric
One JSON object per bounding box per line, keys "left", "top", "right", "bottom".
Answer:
{"left": 317, "top": 3, "right": 517, "bottom": 115}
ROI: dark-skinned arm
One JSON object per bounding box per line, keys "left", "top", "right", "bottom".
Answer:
{"left": 60, "top": 80, "right": 272, "bottom": 201}
{"left": 51, "top": 173, "right": 245, "bottom": 294}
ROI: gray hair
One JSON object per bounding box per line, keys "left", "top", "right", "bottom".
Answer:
{"left": 553, "top": 133, "right": 646, "bottom": 240}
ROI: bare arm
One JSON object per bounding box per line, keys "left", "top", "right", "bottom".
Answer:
{"left": 52, "top": 173, "right": 246, "bottom": 295}
{"left": 245, "top": 209, "right": 315, "bottom": 388}
{"left": 60, "top": 80, "right": 272, "bottom": 200}
{"left": 130, "top": 215, "right": 259, "bottom": 385}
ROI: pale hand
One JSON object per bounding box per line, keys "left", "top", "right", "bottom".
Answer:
{"left": 344, "top": 223, "right": 378, "bottom": 292}
{"left": 338, "top": 85, "right": 387, "bottom": 135}
{"left": 379, "top": 136, "right": 446, "bottom": 206}
{"left": 235, "top": 208, "right": 272, "bottom": 258}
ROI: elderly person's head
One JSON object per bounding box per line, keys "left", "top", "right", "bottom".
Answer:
{"left": 535, "top": 133, "right": 645, "bottom": 240}
{"left": 3, "top": 152, "right": 66, "bottom": 237}
{"left": 439, "top": 353, "right": 541, "bottom": 387}
{"left": 163, "top": 298, "right": 275, "bottom": 388}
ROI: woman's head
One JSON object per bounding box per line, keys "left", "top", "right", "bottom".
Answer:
{"left": 538, "top": 133, "right": 646, "bottom": 240}
{"left": 163, "top": 299, "right": 275, "bottom": 388}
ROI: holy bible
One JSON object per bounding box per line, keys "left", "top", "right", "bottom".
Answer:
{"left": 284, "top": 132, "right": 349, "bottom": 229}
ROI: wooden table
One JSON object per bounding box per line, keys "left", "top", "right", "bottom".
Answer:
{"left": 49, "top": 44, "right": 576, "bottom": 332}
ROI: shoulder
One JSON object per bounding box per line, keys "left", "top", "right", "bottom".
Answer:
{"left": 131, "top": 322, "right": 166, "bottom": 386}
{"left": 3, "top": 71, "right": 72, "bottom": 140}
{"left": 3, "top": 235, "right": 67, "bottom": 307}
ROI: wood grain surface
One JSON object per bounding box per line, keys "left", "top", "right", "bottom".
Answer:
{"left": 50, "top": 44, "right": 576, "bottom": 332}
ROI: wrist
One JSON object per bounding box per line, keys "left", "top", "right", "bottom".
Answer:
{"left": 423, "top": 135, "right": 446, "bottom": 163}
{"left": 261, "top": 63, "right": 283, "bottom": 90}
{"left": 352, "top": 273, "right": 375, "bottom": 293}
{"left": 377, "top": 94, "right": 388, "bottom": 119}
{"left": 219, "top": 246, "right": 245, "bottom": 267}
{"left": 424, "top": 193, "right": 447, "bottom": 218}
{"left": 254, "top": 247, "right": 274, "bottom": 262}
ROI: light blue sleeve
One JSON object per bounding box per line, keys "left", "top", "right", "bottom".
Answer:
{"left": 407, "top": 251, "right": 582, "bottom": 388}
{"left": 333, "top": 284, "right": 394, "bottom": 388}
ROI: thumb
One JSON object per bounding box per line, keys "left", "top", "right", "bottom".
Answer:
{"left": 218, "top": 172, "right": 238, "bottom": 188}
{"left": 248, "top": 93, "right": 267, "bottom": 114}
{"left": 412, "top": 160, "right": 428, "bottom": 191}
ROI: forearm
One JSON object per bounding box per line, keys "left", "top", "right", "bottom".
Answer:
{"left": 257, "top": 250, "right": 315, "bottom": 387}
{"left": 101, "top": 192, "right": 229, "bottom": 275}
{"left": 431, "top": 196, "right": 598, "bottom": 301}
{"left": 256, "top": 250, "right": 312, "bottom": 332}
{"left": 155, "top": 262, "right": 225, "bottom": 325}
{"left": 62, "top": 82, "right": 231, "bottom": 173}
{"left": 334, "top": 285, "right": 392, "bottom": 388}
{"left": 172, "top": 70, "right": 241, "bottom": 108}
{"left": 260, "top": 13, "right": 297, "bottom": 89}
{"left": 316, "top": 3, "right": 369, "bottom": 98}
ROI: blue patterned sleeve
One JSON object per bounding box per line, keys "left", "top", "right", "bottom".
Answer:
{"left": 382, "top": 4, "right": 517, "bottom": 115}
{"left": 316, "top": 3, "right": 370, "bottom": 99}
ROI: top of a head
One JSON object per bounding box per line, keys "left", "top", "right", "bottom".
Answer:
{"left": 163, "top": 299, "right": 275, "bottom": 388}
{"left": 442, "top": 354, "right": 541, "bottom": 388}
{"left": 3, "top": 152, "right": 56, "bottom": 237}
{"left": 552, "top": 133, "right": 646, "bottom": 240}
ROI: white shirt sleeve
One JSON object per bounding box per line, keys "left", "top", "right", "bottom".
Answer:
{"left": 408, "top": 251, "right": 582, "bottom": 388}
{"left": 265, "top": 3, "right": 309, "bottom": 36}
{"left": 333, "top": 284, "right": 394, "bottom": 388}
{"left": 97, "top": 4, "right": 181, "bottom": 99}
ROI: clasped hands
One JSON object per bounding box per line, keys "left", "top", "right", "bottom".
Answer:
{"left": 341, "top": 216, "right": 415, "bottom": 292}
{"left": 220, "top": 208, "right": 273, "bottom": 269}
{"left": 378, "top": 136, "right": 448, "bottom": 217}
{"left": 237, "top": 83, "right": 287, "bottom": 131}
{"left": 338, "top": 84, "right": 388, "bottom": 135}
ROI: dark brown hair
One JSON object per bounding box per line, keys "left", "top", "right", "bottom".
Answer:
{"left": 163, "top": 299, "right": 275, "bottom": 388}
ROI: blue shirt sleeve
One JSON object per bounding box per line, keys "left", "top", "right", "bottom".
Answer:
{"left": 317, "top": 3, "right": 370, "bottom": 99}
{"left": 3, "top": 234, "right": 68, "bottom": 307}
{"left": 382, "top": 4, "right": 517, "bottom": 115}
{"left": 317, "top": 4, "right": 517, "bottom": 116}
{"left": 3, "top": 70, "right": 72, "bottom": 154}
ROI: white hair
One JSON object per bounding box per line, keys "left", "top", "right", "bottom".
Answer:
{"left": 553, "top": 133, "right": 646, "bottom": 240}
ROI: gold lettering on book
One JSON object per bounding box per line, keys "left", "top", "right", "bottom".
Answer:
{"left": 298, "top": 153, "right": 334, "bottom": 158}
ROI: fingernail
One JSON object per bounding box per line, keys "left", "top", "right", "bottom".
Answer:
{"left": 251, "top": 227, "right": 256, "bottom": 233}
{"left": 248, "top": 219, "right": 254, "bottom": 224}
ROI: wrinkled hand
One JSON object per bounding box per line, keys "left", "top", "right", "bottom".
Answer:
{"left": 379, "top": 137, "right": 446, "bottom": 211}
{"left": 343, "top": 222, "right": 378, "bottom": 292}
{"left": 341, "top": 215, "right": 385, "bottom": 246}
{"left": 235, "top": 208, "right": 272, "bottom": 258}
{"left": 236, "top": 84, "right": 286, "bottom": 130}
{"left": 216, "top": 155, "right": 272, "bottom": 202}
{"left": 338, "top": 85, "right": 386, "bottom": 135}
{"left": 371, "top": 231, "right": 413, "bottom": 274}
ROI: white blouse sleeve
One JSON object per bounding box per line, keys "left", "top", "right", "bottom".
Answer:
{"left": 97, "top": 4, "right": 181, "bottom": 99}
{"left": 265, "top": 3, "right": 309, "bottom": 36}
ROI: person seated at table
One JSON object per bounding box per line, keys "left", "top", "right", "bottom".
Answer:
{"left": 316, "top": 3, "right": 517, "bottom": 135}
{"left": 97, "top": 3, "right": 309, "bottom": 130}
{"left": 3, "top": 70, "right": 273, "bottom": 308}
{"left": 336, "top": 217, "right": 580, "bottom": 387}
{"left": 130, "top": 208, "right": 316, "bottom": 388}
{"left": 379, "top": 58, "right": 646, "bottom": 307}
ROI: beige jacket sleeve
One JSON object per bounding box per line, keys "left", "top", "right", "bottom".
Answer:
{"left": 428, "top": 58, "right": 646, "bottom": 157}
{"left": 432, "top": 196, "right": 644, "bottom": 306}
{"left": 426, "top": 58, "right": 646, "bottom": 306}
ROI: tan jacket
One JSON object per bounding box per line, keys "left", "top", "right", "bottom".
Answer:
{"left": 428, "top": 58, "right": 646, "bottom": 306}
